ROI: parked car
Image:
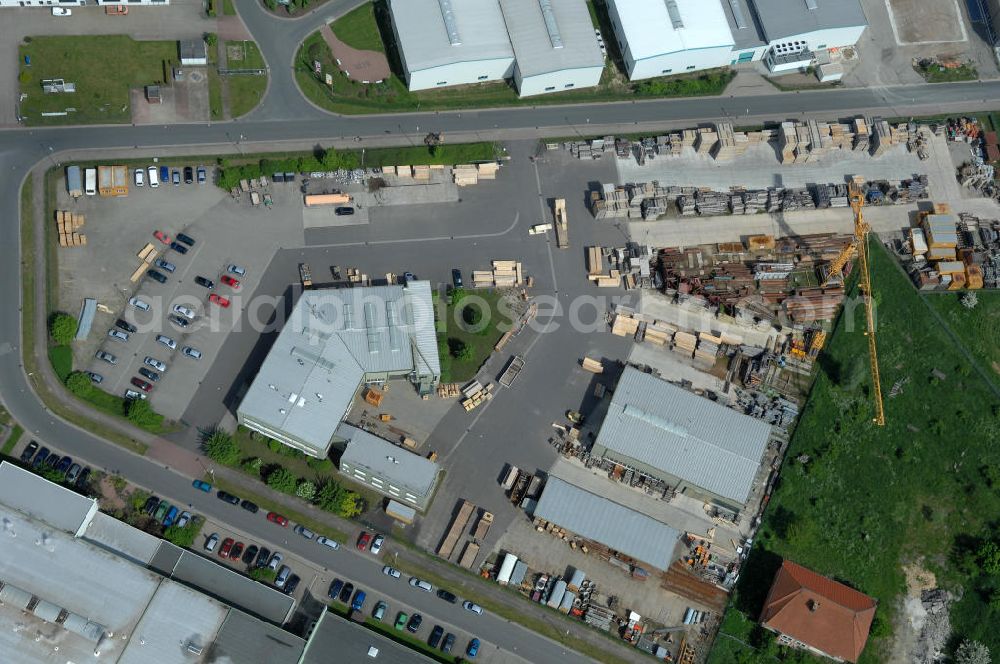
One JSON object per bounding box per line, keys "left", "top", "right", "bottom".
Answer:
{"left": 155, "top": 259, "right": 176, "bottom": 273}
{"left": 370, "top": 534, "right": 384, "bottom": 555}
{"left": 255, "top": 547, "right": 271, "bottom": 569}
{"left": 138, "top": 367, "right": 159, "bottom": 382}
{"left": 154, "top": 501, "right": 170, "bottom": 522}
{"left": 204, "top": 533, "right": 220, "bottom": 552}
{"left": 130, "top": 377, "right": 153, "bottom": 392}
{"left": 328, "top": 579, "right": 344, "bottom": 600}
{"left": 242, "top": 544, "right": 259, "bottom": 566}
{"left": 183, "top": 166, "right": 194, "bottom": 184}
{"left": 274, "top": 565, "right": 292, "bottom": 589}
{"left": 442, "top": 633, "right": 455, "bottom": 653}
{"left": 372, "top": 601, "right": 387, "bottom": 622}
{"left": 176, "top": 233, "right": 196, "bottom": 246}
{"left": 334, "top": 207, "right": 355, "bottom": 216}
{"left": 428, "top": 626, "right": 444, "bottom": 649}
{"left": 356, "top": 532, "right": 371, "bottom": 551}
{"left": 170, "top": 316, "right": 190, "bottom": 329}
{"left": 403, "top": 272, "right": 415, "bottom": 283}
{"left": 221, "top": 275, "right": 241, "bottom": 289}
{"left": 147, "top": 269, "right": 168, "bottom": 284}
{"left": 240, "top": 499, "right": 259, "bottom": 513}
{"left": 169, "top": 241, "right": 188, "bottom": 254}
{"left": 197, "top": 166, "right": 207, "bottom": 183}
{"left": 452, "top": 269, "right": 463, "bottom": 288}
{"left": 216, "top": 490, "right": 240, "bottom": 505}
{"left": 159, "top": 166, "right": 169, "bottom": 183}
{"left": 124, "top": 389, "right": 146, "bottom": 401}
{"left": 267, "top": 552, "right": 283, "bottom": 571}
{"left": 463, "top": 601, "right": 484, "bottom": 615}
{"left": 338, "top": 582, "right": 354, "bottom": 603}
{"left": 145, "top": 357, "right": 167, "bottom": 372}
{"left": 194, "top": 276, "right": 214, "bottom": 289}
{"left": 382, "top": 566, "right": 401, "bottom": 579}
{"left": 155, "top": 334, "right": 176, "bottom": 349}
{"left": 229, "top": 542, "right": 244, "bottom": 561}
{"left": 209, "top": 294, "right": 230, "bottom": 308}
{"left": 351, "top": 589, "right": 367, "bottom": 612}
{"left": 171, "top": 169, "right": 180, "bottom": 186}
{"left": 294, "top": 525, "right": 315, "bottom": 540}
{"left": 466, "top": 638, "right": 480, "bottom": 658}
{"left": 51, "top": 6, "right": 71, "bottom": 14}
{"left": 44, "top": 453, "right": 59, "bottom": 470}
{"left": 65, "top": 463, "right": 82, "bottom": 484}
{"left": 266, "top": 512, "right": 289, "bottom": 527}
{"left": 173, "top": 304, "right": 196, "bottom": 319}
{"left": 115, "top": 319, "right": 137, "bottom": 334}
{"left": 316, "top": 536, "right": 340, "bottom": 550}
{"left": 228, "top": 264, "right": 246, "bottom": 276}
{"left": 406, "top": 614, "right": 422, "bottom": 634}
{"left": 409, "top": 577, "right": 433, "bottom": 592}
{"left": 153, "top": 230, "right": 171, "bottom": 244}
{"left": 129, "top": 296, "right": 151, "bottom": 311}
{"left": 85, "top": 371, "right": 103, "bottom": 384}
{"left": 55, "top": 456, "right": 73, "bottom": 477}
{"left": 284, "top": 574, "right": 301, "bottom": 595}
{"left": 182, "top": 346, "right": 202, "bottom": 360}
{"left": 176, "top": 511, "right": 191, "bottom": 528}
{"left": 143, "top": 496, "right": 160, "bottom": 515}
{"left": 219, "top": 537, "right": 235, "bottom": 558}
{"left": 95, "top": 350, "right": 118, "bottom": 365}
{"left": 134, "top": 168, "right": 144, "bottom": 188}
{"left": 107, "top": 328, "right": 129, "bottom": 342}
{"left": 436, "top": 589, "right": 457, "bottom": 604}
{"left": 76, "top": 467, "right": 91, "bottom": 489}
{"left": 394, "top": 612, "right": 408, "bottom": 631}
{"left": 162, "top": 506, "right": 179, "bottom": 527}
{"left": 19, "top": 441, "right": 39, "bottom": 463}
{"left": 31, "top": 447, "right": 49, "bottom": 470}
{"left": 147, "top": 165, "right": 159, "bottom": 188}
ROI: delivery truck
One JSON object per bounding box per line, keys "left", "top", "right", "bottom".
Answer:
{"left": 66, "top": 166, "right": 82, "bottom": 198}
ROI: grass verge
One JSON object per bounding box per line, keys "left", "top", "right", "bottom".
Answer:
{"left": 915, "top": 60, "right": 978, "bottom": 83}
{"left": 225, "top": 40, "right": 268, "bottom": 118}
{"left": 436, "top": 290, "right": 509, "bottom": 383}
{"left": 923, "top": 291, "right": 1000, "bottom": 373}
{"left": 330, "top": 2, "right": 384, "bottom": 52}
{"left": 19, "top": 36, "right": 178, "bottom": 126}
{"left": 223, "top": 0, "right": 236, "bottom": 15}
{"left": 208, "top": 36, "right": 223, "bottom": 121}
{"left": 708, "top": 240, "right": 1000, "bottom": 664}
{"left": 1, "top": 425, "right": 24, "bottom": 456}
{"left": 48, "top": 345, "right": 72, "bottom": 381}
{"left": 209, "top": 475, "right": 348, "bottom": 544}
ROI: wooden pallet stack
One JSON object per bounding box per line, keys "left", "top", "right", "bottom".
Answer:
{"left": 452, "top": 164, "right": 479, "bottom": 186}
{"left": 695, "top": 332, "right": 721, "bottom": 366}
{"left": 695, "top": 128, "right": 718, "bottom": 154}
{"left": 644, "top": 323, "right": 675, "bottom": 346}
{"left": 477, "top": 162, "right": 499, "bottom": 180}
{"left": 436, "top": 383, "right": 461, "bottom": 398}
{"left": 610, "top": 312, "right": 639, "bottom": 337}
{"left": 131, "top": 242, "right": 158, "bottom": 282}
{"left": 710, "top": 123, "right": 750, "bottom": 161}
{"left": 673, "top": 331, "right": 697, "bottom": 357}
{"left": 411, "top": 164, "right": 431, "bottom": 181}
{"left": 779, "top": 122, "right": 797, "bottom": 164}
{"left": 581, "top": 356, "right": 604, "bottom": 373}
{"left": 55, "top": 211, "right": 87, "bottom": 247}
{"left": 461, "top": 380, "right": 493, "bottom": 412}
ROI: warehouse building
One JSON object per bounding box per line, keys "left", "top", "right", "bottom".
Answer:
{"left": 750, "top": 0, "right": 867, "bottom": 73}
{"left": 0, "top": 462, "right": 302, "bottom": 664}
{"left": 591, "top": 367, "right": 771, "bottom": 512}
{"left": 605, "top": 0, "right": 735, "bottom": 79}
{"left": 238, "top": 282, "right": 440, "bottom": 458}
{"left": 335, "top": 423, "right": 441, "bottom": 510}
{"left": 532, "top": 476, "right": 680, "bottom": 572}
{"left": 387, "top": 0, "right": 514, "bottom": 91}
{"left": 500, "top": 0, "right": 604, "bottom": 97}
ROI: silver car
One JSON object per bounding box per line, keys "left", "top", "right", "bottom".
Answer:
{"left": 108, "top": 328, "right": 129, "bottom": 342}
{"left": 274, "top": 565, "right": 292, "bottom": 589}
{"left": 156, "top": 334, "right": 177, "bottom": 349}
{"left": 267, "top": 552, "right": 283, "bottom": 571}
{"left": 144, "top": 356, "right": 167, "bottom": 372}
{"left": 173, "top": 304, "right": 196, "bottom": 320}
{"left": 228, "top": 264, "right": 247, "bottom": 277}
{"left": 182, "top": 346, "right": 202, "bottom": 360}
{"left": 128, "top": 296, "right": 151, "bottom": 311}
{"left": 95, "top": 350, "right": 118, "bottom": 365}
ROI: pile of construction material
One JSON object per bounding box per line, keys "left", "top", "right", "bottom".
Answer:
{"left": 436, "top": 383, "right": 461, "bottom": 398}
{"left": 783, "top": 286, "right": 846, "bottom": 322}
{"left": 451, "top": 163, "right": 499, "bottom": 186}
{"left": 55, "top": 211, "right": 87, "bottom": 247}
{"left": 558, "top": 136, "right": 613, "bottom": 160}
{"left": 907, "top": 204, "right": 999, "bottom": 290}
{"left": 472, "top": 260, "right": 524, "bottom": 288}
{"left": 609, "top": 309, "right": 727, "bottom": 367}
{"left": 460, "top": 380, "right": 493, "bottom": 412}
{"left": 131, "top": 242, "right": 159, "bottom": 283}
{"left": 586, "top": 244, "right": 653, "bottom": 289}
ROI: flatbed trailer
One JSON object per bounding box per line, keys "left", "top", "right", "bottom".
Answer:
{"left": 554, "top": 198, "right": 569, "bottom": 248}
{"left": 437, "top": 500, "right": 474, "bottom": 560}
{"left": 459, "top": 541, "right": 481, "bottom": 569}
{"left": 499, "top": 355, "right": 525, "bottom": 388}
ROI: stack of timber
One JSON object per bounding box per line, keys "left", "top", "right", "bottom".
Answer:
{"left": 55, "top": 210, "right": 87, "bottom": 247}
{"left": 586, "top": 246, "right": 604, "bottom": 276}
{"left": 610, "top": 312, "right": 640, "bottom": 337}
{"left": 458, "top": 542, "right": 481, "bottom": 569}
{"left": 472, "top": 511, "right": 494, "bottom": 540}
{"left": 581, "top": 356, "right": 604, "bottom": 373}
{"left": 436, "top": 383, "right": 461, "bottom": 398}
{"left": 131, "top": 242, "right": 158, "bottom": 282}
{"left": 437, "top": 500, "right": 475, "bottom": 560}
{"left": 452, "top": 165, "right": 479, "bottom": 186}
{"left": 673, "top": 331, "right": 697, "bottom": 357}
{"left": 553, "top": 198, "right": 569, "bottom": 248}
{"left": 783, "top": 286, "right": 845, "bottom": 322}
{"left": 461, "top": 380, "right": 493, "bottom": 412}
{"left": 472, "top": 260, "right": 524, "bottom": 288}
{"left": 477, "top": 162, "right": 499, "bottom": 180}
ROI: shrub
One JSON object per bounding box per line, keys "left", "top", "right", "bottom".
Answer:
{"left": 164, "top": 518, "right": 201, "bottom": 548}
{"left": 462, "top": 303, "right": 482, "bottom": 327}
{"left": 267, "top": 439, "right": 282, "bottom": 453}
{"left": 306, "top": 457, "right": 334, "bottom": 472}
{"left": 48, "top": 312, "right": 77, "bottom": 346}
{"left": 250, "top": 567, "right": 277, "bottom": 582}
{"left": 204, "top": 32, "right": 218, "bottom": 47}
{"left": 125, "top": 398, "right": 163, "bottom": 430}
{"left": 65, "top": 371, "right": 93, "bottom": 397}
{"left": 241, "top": 457, "right": 263, "bottom": 475}
{"left": 203, "top": 429, "right": 240, "bottom": 466}
{"left": 129, "top": 489, "right": 151, "bottom": 512}
{"left": 296, "top": 479, "right": 316, "bottom": 500}
{"left": 266, "top": 467, "right": 297, "bottom": 494}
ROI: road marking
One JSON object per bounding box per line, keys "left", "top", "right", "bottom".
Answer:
{"left": 532, "top": 160, "right": 559, "bottom": 293}
{"left": 306, "top": 212, "right": 521, "bottom": 249}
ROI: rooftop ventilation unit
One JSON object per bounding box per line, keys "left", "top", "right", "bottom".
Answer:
{"left": 728, "top": 0, "right": 748, "bottom": 29}
{"left": 664, "top": 0, "right": 684, "bottom": 29}
{"left": 437, "top": 0, "right": 462, "bottom": 45}
{"left": 537, "top": 0, "right": 564, "bottom": 49}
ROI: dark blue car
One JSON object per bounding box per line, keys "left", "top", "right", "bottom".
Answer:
{"left": 159, "top": 165, "right": 169, "bottom": 183}
{"left": 163, "top": 505, "right": 179, "bottom": 527}
{"left": 31, "top": 447, "right": 50, "bottom": 470}
{"left": 351, "top": 589, "right": 367, "bottom": 612}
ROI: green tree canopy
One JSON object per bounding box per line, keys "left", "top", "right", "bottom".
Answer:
{"left": 202, "top": 429, "right": 240, "bottom": 466}
{"left": 65, "top": 371, "right": 93, "bottom": 397}
{"left": 49, "top": 313, "right": 77, "bottom": 346}
{"left": 266, "top": 466, "right": 297, "bottom": 494}
{"left": 125, "top": 398, "right": 163, "bottom": 430}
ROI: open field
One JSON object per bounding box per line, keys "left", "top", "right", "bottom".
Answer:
{"left": 18, "top": 36, "right": 177, "bottom": 126}
{"left": 225, "top": 40, "right": 267, "bottom": 118}
{"left": 924, "top": 291, "right": 1000, "bottom": 374}
{"left": 436, "top": 290, "right": 510, "bottom": 383}
{"left": 330, "top": 2, "right": 384, "bottom": 53}
{"left": 709, "top": 242, "right": 1000, "bottom": 663}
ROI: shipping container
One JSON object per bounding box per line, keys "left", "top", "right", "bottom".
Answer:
{"left": 385, "top": 499, "right": 416, "bottom": 524}
{"left": 66, "top": 166, "right": 82, "bottom": 198}
{"left": 497, "top": 553, "right": 518, "bottom": 585}
{"left": 304, "top": 193, "right": 350, "bottom": 207}
{"left": 558, "top": 590, "right": 576, "bottom": 613}
{"left": 546, "top": 580, "right": 567, "bottom": 608}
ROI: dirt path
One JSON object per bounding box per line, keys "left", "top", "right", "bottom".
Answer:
{"left": 319, "top": 23, "right": 390, "bottom": 83}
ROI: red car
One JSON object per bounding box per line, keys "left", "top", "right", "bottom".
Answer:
{"left": 219, "top": 537, "right": 235, "bottom": 558}
{"left": 153, "top": 230, "right": 171, "bottom": 244}
{"left": 229, "top": 541, "right": 244, "bottom": 560}
{"left": 209, "top": 294, "right": 231, "bottom": 308}
{"left": 130, "top": 377, "right": 153, "bottom": 392}
{"left": 266, "top": 512, "right": 289, "bottom": 527}
{"left": 357, "top": 531, "right": 371, "bottom": 551}
{"left": 221, "top": 275, "right": 241, "bottom": 289}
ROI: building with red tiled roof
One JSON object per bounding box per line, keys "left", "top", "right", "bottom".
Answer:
{"left": 760, "top": 560, "right": 877, "bottom": 663}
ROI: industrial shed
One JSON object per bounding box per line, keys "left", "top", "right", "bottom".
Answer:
{"left": 499, "top": 0, "right": 604, "bottom": 97}
{"left": 751, "top": 0, "right": 867, "bottom": 72}
{"left": 532, "top": 476, "right": 680, "bottom": 572}
{"left": 592, "top": 366, "right": 771, "bottom": 511}
{"left": 388, "top": 0, "right": 514, "bottom": 91}
{"left": 238, "top": 282, "right": 440, "bottom": 458}
{"left": 605, "top": 0, "right": 735, "bottom": 80}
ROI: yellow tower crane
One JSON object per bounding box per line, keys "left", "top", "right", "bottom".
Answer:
{"left": 820, "top": 183, "right": 886, "bottom": 426}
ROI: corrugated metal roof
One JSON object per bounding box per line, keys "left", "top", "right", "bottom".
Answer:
{"left": 500, "top": 0, "right": 604, "bottom": 78}
{"left": 212, "top": 609, "right": 305, "bottom": 664}
{"left": 82, "top": 511, "right": 162, "bottom": 565}
{"left": 337, "top": 423, "right": 441, "bottom": 498}
{"left": 532, "top": 476, "right": 680, "bottom": 570}
{"left": 389, "top": 0, "right": 513, "bottom": 72}
{"left": 723, "top": 0, "right": 766, "bottom": 50}
{"left": 609, "top": 0, "right": 734, "bottom": 60}
{"left": 749, "top": 0, "right": 866, "bottom": 42}
{"left": 595, "top": 367, "right": 771, "bottom": 504}
{"left": 238, "top": 283, "right": 439, "bottom": 456}
{"left": 0, "top": 462, "right": 97, "bottom": 535}
{"left": 302, "top": 611, "right": 439, "bottom": 664}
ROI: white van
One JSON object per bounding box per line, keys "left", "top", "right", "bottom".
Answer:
{"left": 147, "top": 165, "right": 159, "bottom": 188}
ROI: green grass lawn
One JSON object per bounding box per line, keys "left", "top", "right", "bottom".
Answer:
{"left": 222, "top": 0, "right": 236, "bottom": 15}
{"left": 330, "top": 3, "right": 384, "bottom": 52}
{"left": 225, "top": 40, "right": 268, "bottom": 118}
{"left": 295, "top": 28, "right": 732, "bottom": 116}
{"left": 436, "top": 290, "right": 510, "bottom": 383}
{"left": 1, "top": 425, "right": 24, "bottom": 456}
{"left": 709, "top": 241, "right": 1000, "bottom": 664}
{"left": 48, "top": 345, "right": 72, "bottom": 382}
{"left": 19, "top": 36, "right": 177, "bottom": 126}
{"left": 207, "top": 35, "right": 223, "bottom": 121}
{"left": 915, "top": 61, "right": 978, "bottom": 83}
{"left": 923, "top": 291, "right": 1000, "bottom": 373}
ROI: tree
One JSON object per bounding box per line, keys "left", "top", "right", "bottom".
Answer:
{"left": 129, "top": 489, "right": 151, "bottom": 512}
{"left": 65, "top": 371, "right": 93, "bottom": 397}
{"left": 447, "top": 338, "right": 468, "bottom": 359}
{"left": 48, "top": 312, "right": 77, "bottom": 346}
{"left": 462, "top": 303, "right": 483, "bottom": 327}
{"left": 336, "top": 491, "right": 363, "bottom": 518}
{"left": 956, "top": 639, "right": 991, "bottom": 664}
{"left": 979, "top": 541, "right": 1000, "bottom": 576}
{"left": 961, "top": 292, "right": 979, "bottom": 310}
{"left": 314, "top": 480, "right": 347, "bottom": 512}
{"left": 266, "top": 466, "right": 297, "bottom": 494}
{"left": 126, "top": 399, "right": 162, "bottom": 431}
{"left": 296, "top": 479, "right": 316, "bottom": 500}
{"left": 203, "top": 429, "right": 241, "bottom": 466}
{"left": 241, "top": 457, "right": 263, "bottom": 475}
